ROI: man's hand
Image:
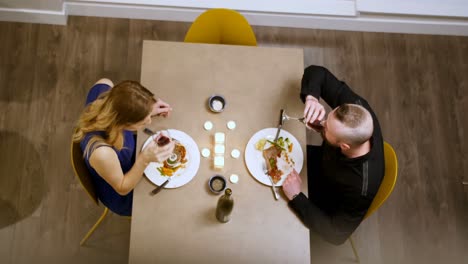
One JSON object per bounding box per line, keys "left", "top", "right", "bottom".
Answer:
{"left": 152, "top": 98, "right": 172, "bottom": 117}
{"left": 304, "top": 95, "right": 326, "bottom": 125}
{"left": 282, "top": 169, "right": 302, "bottom": 200}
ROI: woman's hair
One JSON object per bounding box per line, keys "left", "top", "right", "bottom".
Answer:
{"left": 333, "top": 104, "right": 374, "bottom": 146}
{"left": 73, "top": 80, "right": 156, "bottom": 158}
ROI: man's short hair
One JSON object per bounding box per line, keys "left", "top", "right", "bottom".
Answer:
{"left": 333, "top": 104, "right": 373, "bottom": 146}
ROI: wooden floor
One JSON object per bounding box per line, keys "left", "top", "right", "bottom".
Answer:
{"left": 0, "top": 16, "right": 467, "bottom": 264}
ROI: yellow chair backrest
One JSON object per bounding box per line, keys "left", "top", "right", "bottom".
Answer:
{"left": 364, "top": 142, "right": 398, "bottom": 219}
{"left": 184, "top": 8, "right": 257, "bottom": 46}
{"left": 71, "top": 136, "right": 99, "bottom": 205}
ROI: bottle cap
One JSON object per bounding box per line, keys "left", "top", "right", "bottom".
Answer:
{"left": 225, "top": 188, "right": 232, "bottom": 195}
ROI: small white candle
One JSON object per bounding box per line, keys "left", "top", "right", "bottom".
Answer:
{"left": 214, "top": 156, "right": 224, "bottom": 169}
{"left": 231, "top": 149, "right": 241, "bottom": 159}
{"left": 201, "top": 148, "right": 210, "bottom": 158}
{"left": 227, "top": 120, "right": 236, "bottom": 130}
{"left": 214, "top": 144, "right": 225, "bottom": 154}
{"left": 230, "top": 174, "right": 239, "bottom": 184}
{"left": 204, "top": 121, "right": 213, "bottom": 131}
{"left": 214, "top": 132, "right": 225, "bottom": 144}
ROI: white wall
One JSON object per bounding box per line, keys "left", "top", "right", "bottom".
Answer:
{"left": 0, "top": 0, "right": 63, "bottom": 11}
{"left": 358, "top": 0, "right": 468, "bottom": 18}
{"left": 1, "top": 0, "right": 468, "bottom": 36}
{"left": 0, "top": 0, "right": 66, "bottom": 24}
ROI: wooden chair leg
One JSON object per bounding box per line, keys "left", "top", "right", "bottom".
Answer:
{"left": 80, "top": 207, "right": 109, "bottom": 246}
{"left": 349, "top": 237, "right": 360, "bottom": 263}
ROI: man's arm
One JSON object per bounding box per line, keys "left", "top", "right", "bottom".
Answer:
{"left": 289, "top": 193, "right": 364, "bottom": 245}
{"left": 300, "top": 65, "right": 366, "bottom": 108}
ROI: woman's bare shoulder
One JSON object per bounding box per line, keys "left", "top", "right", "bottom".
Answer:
{"left": 89, "top": 145, "right": 118, "bottom": 165}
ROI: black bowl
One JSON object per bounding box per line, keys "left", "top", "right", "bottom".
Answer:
{"left": 208, "top": 95, "right": 226, "bottom": 113}
{"left": 208, "top": 175, "right": 227, "bottom": 194}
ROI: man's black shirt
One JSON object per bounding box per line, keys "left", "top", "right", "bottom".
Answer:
{"left": 289, "top": 65, "right": 385, "bottom": 245}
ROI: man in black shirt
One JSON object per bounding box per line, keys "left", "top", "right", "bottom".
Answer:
{"left": 282, "top": 65, "right": 385, "bottom": 245}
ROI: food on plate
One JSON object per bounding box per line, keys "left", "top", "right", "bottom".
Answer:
{"left": 256, "top": 136, "right": 295, "bottom": 183}
{"left": 255, "top": 138, "right": 267, "bottom": 150}
{"left": 263, "top": 145, "right": 283, "bottom": 183}
{"left": 276, "top": 137, "right": 293, "bottom": 152}
{"left": 156, "top": 141, "right": 188, "bottom": 176}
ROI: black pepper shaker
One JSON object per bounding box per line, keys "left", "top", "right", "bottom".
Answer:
{"left": 216, "top": 188, "right": 234, "bottom": 223}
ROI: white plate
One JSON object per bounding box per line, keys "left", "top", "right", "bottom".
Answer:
{"left": 141, "top": 129, "right": 200, "bottom": 188}
{"left": 245, "top": 128, "right": 304, "bottom": 186}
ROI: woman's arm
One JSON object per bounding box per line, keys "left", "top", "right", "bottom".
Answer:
{"left": 89, "top": 140, "right": 174, "bottom": 195}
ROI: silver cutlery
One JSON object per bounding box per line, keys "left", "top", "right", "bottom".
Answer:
{"left": 143, "top": 127, "right": 156, "bottom": 137}
{"left": 262, "top": 160, "right": 279, "bottom": 200}
{"left": 282, "top": 110, "right": 306, "bottom": 124}
{"left": 273, "top": 109, "right": 284, "bottom": 143}
{"left": 150, "top": 178, "right": 170, "bottom": 196}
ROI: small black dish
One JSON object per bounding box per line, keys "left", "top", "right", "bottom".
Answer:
{"left": 208, "top": 175, "right": 227, "bottom": 194}
{"left": 208, "top": 95, "right": 226, "bottom": 113}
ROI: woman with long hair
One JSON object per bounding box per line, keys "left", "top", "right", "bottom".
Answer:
{"left": 73, "top": 78, "right": 174, "bottom": 216}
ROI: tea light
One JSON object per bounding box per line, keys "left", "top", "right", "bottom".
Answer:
{"left": 214, "top": 132, "right": 225, "bottom": 144}
{"left": 214, "top": 156, "right": 224, "bottom": 169}
{"left": 204, "top": 121, "right": 213, "bottom": 131}
{"left": 231, "top": 149, "right": 240, "bottom": 159}
{"left": 227, "top": 120, "right": 236, "bottom": 130}
{"left": 201, "top": 148, "right": 210, "bottom": 158}
{"left": 230, "top": 174, "right": 239, "bottom": 184}
{"left": 214, "top": 144, "right": 225, "bottom": 154}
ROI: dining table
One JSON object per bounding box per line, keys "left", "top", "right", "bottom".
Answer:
{"left": 130, "top": 40, "right": 310, "bottom": 264}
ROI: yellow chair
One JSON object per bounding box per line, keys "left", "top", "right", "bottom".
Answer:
{"left": 70, "top": 138, "right": 110, "bottom": 246}
{"left": 349, "top": 141, "right": 398, "bottom": 263}
{"left": 184, "top": 8, "right": 257, "bottom": 46}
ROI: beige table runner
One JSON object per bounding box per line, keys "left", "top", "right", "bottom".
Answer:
{"left": 130, "top": 41, "right": 309, "bottom": 264}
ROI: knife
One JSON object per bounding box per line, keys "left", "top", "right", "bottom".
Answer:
{"left": 150, "top": 178, "right": 171, "bottom": 196}
{"left": 143, "top": 127, "right": 156, "bottom": 136}
{"left": 273, "top": 109, "right": 285, "bottom": 142}
{"left": 262, "top": 160, "right": 279, "bottom": 200}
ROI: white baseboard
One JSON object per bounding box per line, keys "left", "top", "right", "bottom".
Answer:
{"left": 1, "top": 1, "right": 468, "bottom": 36}
{"left": 66, "top": 2, "right": 468, "bottom": 36}
{"left": 245, "top": 12, "right": 468, "bottom": 36}
{"left": 357, "top": 0, "right": 468, "bottom": 19}
{"left": 66, "top": 2, "right": 201, "bottom": 22}
{"left": 0, "top": 6, "right": 67, "bottom": 25}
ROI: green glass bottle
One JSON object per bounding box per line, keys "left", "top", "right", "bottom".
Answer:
{"left": 216, "top": 188, "right": 234, "bottom": 223}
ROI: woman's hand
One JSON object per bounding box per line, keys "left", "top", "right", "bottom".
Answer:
{"left": 304, "top": 95, "right": 326, "bottom": 124}
{"left": 141, "top": 139, "right": 175, "bottom": 164}
{"left": 151, "top": 98, "right": 172, "bottom": 117}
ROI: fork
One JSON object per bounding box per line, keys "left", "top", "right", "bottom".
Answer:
{"left": 262, "top": 160, "right": 279, "bottom": 200}
{"left": 283, "top": 113, "right": 306, "bottom": 123}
